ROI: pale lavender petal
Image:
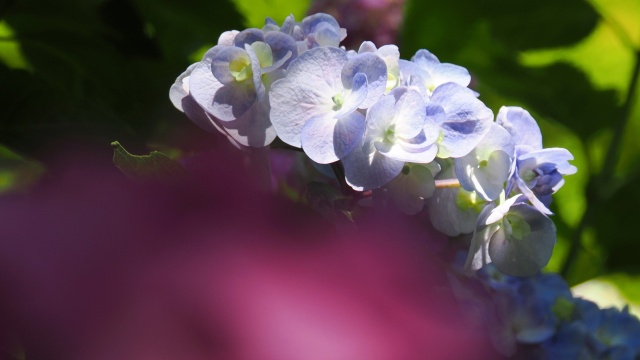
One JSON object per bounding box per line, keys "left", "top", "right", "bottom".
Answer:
{"left": 389, "top": 87, "right": 426, "bottom": 138}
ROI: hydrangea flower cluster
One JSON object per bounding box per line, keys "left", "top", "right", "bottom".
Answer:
{"left": 170, "top": 13, "right": 576, "bottom": 277}
{"left": 451, "top": 261, "right": 640, "bottom": 358}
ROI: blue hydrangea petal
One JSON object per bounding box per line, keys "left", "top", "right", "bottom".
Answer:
{"left": 430, "top": 83, "right": 493, "bottom": 158}
{"left": 516, "top": 176, "right": 554, "bottom": 215}
{"left": 398, "top": 59, "right": 430, "bottom": 96}
{"left": 455, "top": 123, "right": 515, "bottom": 200}
{"left": 341, "top": 52, "right": 387, "bottom": 109}
{"left": 233, "top": 28, "right": 264, "bottom": 47}
{"left": 221, "top": 100, "right": 277, "bottom": 147}
{"left": 269, "top": 46, "right": 348, "bottom": 147}
{"left": 334, "top": 73, "right": 368, "bottom": 119}
{"left": 496, "top": 106, "right": 543, "bottom": 150}
{"left": 300, "top": 111, "right": 365, "bottom": 164}
{"left": 519, "top": 148, "right": 578, "bottom": 175}
{"left": 263, "top": 31, "right": 298, "bottom": 69}
{"left": 411, "top": 49, "right": 440, "bottom": 71}
{"left": 431, "top": 63, "right": 471, "bottom": 88}
{"left": 410, "top": 49, "right": 470, "bottom": 89}
{"left": 388, "top": 87, "right": 426, "bottom": 138}
{"left": 342, "top": 144, "right": 404, "bottom": 191}
{"left": 489, "top": 203, "right": 556, "bottom": 276}
{"left": 210, "top": 46, "right": 248, "bottom": 85}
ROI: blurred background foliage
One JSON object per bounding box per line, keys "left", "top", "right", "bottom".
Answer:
{"left": 0, "top": 0, "right": 639, "bottom": 310}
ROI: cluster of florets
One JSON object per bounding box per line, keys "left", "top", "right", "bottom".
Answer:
{"left": 451, "top": 261, "right": 640, "bottom": 358}
{"left": 170, "top": 13, "right": 576, "bottom": 276}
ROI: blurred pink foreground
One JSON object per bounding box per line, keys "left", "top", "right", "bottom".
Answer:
{"left": 0, "top": 148, "right": 493, "bottom": 359}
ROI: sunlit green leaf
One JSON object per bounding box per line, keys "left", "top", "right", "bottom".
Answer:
{"left": 0, "top": 21, "right": 29, "bottom": 70}
{"left": 230, "top": 0, "right": 310, "bottom": 28}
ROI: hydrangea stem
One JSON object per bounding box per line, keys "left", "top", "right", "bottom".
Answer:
{"left": 435, "top": 179, "right": 461, "bottom": 188}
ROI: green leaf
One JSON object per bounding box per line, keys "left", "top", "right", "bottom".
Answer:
{"left": 111, "top": 141, "right": 184, "bottom": 181}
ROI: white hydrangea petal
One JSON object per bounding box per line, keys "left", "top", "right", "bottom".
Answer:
{"left": 431, "top": 83, "right": 493, "bottom": 158}
{"left": 269, "top": 46, "right": 348, "bottom": 147}
{"left": 301, "top": 111, "right": 365, "bottom": 164}
{"left": 496, "top": 106, "right": 543, "bottom": 150}
{"left": 341, "top": 52, "right": 387, "bottom": 109}
{"left": 169, "top": 63, "right": 199, "bottom": 112}
{"left": 489, "top": 204, "right": 556, "bottom": 276}
{"left": 516, "top": 177, "right": 553, "bottom": 215}
{"left": 334, "top": 73, "right": 368, "bottom": 119}
{"left": 343, "top": 144, "right": 404, "bottom": 191}
{"left": 485, "top": 194, "right": 523, "bottom": 225}
{"left": 244, "top": 44, "right": 267, "bottom": 102}
{"left": 217, "top": 30, "right": 239, "bottom": 46}
{"left": 376, "top": 141, "right": 437, "bottom": 163}
{"left": 464, "top": 203, "right": 498, "bottom": 272}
